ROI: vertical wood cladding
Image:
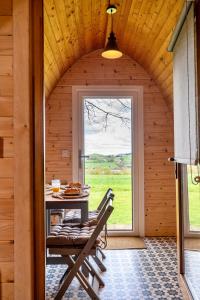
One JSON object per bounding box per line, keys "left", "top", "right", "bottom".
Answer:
{"left": 46, "top": 50, "right": 176, "bottom": 236}
{"left": 0, "top": 1, "right": 14, "bottom": 299}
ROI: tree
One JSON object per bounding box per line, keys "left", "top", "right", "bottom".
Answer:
{"left": 84, "top": 97, "right": 131, "bottom": 130}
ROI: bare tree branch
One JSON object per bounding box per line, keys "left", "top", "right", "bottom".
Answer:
{"left": 84, "top": 98, "right": 131, "bottom": 131}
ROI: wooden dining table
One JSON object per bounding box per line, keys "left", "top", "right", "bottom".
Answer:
{"left": 45, "top": 192, "right": 89, "bottom": 232}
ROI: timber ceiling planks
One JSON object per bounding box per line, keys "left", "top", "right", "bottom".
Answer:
{"left": 44, "top": 0, "right": 185, "bottom": 104}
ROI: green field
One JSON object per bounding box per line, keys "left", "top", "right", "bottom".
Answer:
{"left": 85, "top": 154, "right": 132, "bottom": 226}
{"left": 84, "top": 156, "right": 200, "bottom": 229}
{"left": 188, "top": 175, "right": 200, "bottom": 228}
{"left": 85, "top": 174, "right": 132, "bottom": 225}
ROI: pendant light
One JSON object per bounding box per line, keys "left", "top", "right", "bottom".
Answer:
{"left": 102, "top": 4, "right": 123, "bottom": 59}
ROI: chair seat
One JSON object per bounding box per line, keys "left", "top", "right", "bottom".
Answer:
{"left": 47, "top": 224, "right": 100, "bottom": 246}
{"left": 63, "top": 209, "right": 99, "bottom": 223}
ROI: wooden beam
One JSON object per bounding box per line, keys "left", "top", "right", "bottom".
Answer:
{"left": 13, "top": 0, "right": 34, "bottom": 299}
{"left": 32, "top": 0, "right": 45, "bottom": 298}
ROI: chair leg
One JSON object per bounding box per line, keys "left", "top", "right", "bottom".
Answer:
{"left": 59, "top": 269, "right": 68, "bottom": 285}
{"left": 81, "top": 261, "right": 89, "bottom": 277}
{"left": 54, "top": 255, "right": 101, "bottom": 300}
{"left": 85, "top": 258, "right": 105, "bottom": 287}
{"left": 59, "top": 255, "right": 77, "bottom": 285}
{"left": 76, "top": 269, "right": 101, "bottom": 300}
{"left": 98, "top": 247, "right": 106, "bottom": 259}
{"left": 92, "top": 254, "right": 107, "bottom": 272}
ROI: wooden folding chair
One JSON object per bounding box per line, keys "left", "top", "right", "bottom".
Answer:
{"left": 47, "top": 199, "right": 114, "bottom": 300}
{"left": 63, "top": 189, "right": 114, "bottom": 271}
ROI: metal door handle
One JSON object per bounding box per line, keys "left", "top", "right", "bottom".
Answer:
{"left": 80, "top": 155, "right": 90, "bottom": 158}
{"left": 79, "top": 150, "right": 89, "bottom": 168}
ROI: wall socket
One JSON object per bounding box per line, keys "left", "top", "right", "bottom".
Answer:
{"left": 61, "top": 149, "right": 70, "bottom": 158}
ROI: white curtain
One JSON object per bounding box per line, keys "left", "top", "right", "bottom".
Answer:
{"left": 173, "top": 4, "right": 198, "bottom": 164}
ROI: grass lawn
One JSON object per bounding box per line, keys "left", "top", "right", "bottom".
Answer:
{"left": 188, "top": 176, "right": 200, "bottom": 228}
{"left": 85, "top": 174, "right": 132, "bottom": 225}
{"left": 85, "top": 173, "right": 200, "bottom": 229}
{"left": 84, "top": 157, "right": 200, "bottom": 229}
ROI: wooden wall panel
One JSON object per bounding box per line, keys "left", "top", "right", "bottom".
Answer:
{"left": 1, "top": 283, "right": 14, "bottom": 300}
{"left": 0, "top": 262, "right": 14, "bottom": 283}
{"left": 0, "top": 1, "right": 12, "bottom": 16}
{"left": 3, "top": 138, "right": 14, "bottom": 157}
{"left": 0, "top": 220, "right": 14, "bottom": 240}
{"left": 0, "top": 2, "right": 14, "bottom": 299}
{"left": 0, "top": 36, "right": 13, "bottom": 55}
{"left": 0, "top": 97, "right": 13, "bottom": 117}
{"left": 0, "top": 199, "right": 13, "bottom": 219}
{"left": 0, "top": 241, "right": 14, "bottom": 262}
{"left": 0, "top": 118, "right": 13, "bottom": 136}
{"left": 0, "top": 77, "right": 13, "bottom": 96}
{"left": 0, "top": 17, "right": 12, "bottom": 35}
{"left": 46, "top": 50, "right": 176, "bottom": 236}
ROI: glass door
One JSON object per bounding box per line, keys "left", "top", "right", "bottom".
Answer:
{"left": 184, "top": 165, "right": 200, "bottom": 235}
{"left": 80, "top": 96, "right": 134, "bottom": 233}
{"left": 182, "top": 165, "right": 200, "bottom": 300}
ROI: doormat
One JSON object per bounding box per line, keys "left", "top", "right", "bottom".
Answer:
{"left": 185, "top": 238, "right": 200, "bottom": 251}
{"left": 105, "top": 237, "right": 146, "bottom": 250}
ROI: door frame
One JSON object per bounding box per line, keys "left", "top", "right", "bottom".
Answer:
{"left": 72, "top": 85, "right": 144, "bottom": 237}
{"left": 14, "top": 0, "right": 45, "bottom": 299}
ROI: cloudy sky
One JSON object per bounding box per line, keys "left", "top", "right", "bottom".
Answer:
{"left": 84, "top": 97, "right": 132, "bottom": 155}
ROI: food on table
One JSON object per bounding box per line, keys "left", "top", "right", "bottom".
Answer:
{"left": 68, "top": 182, "right": 82, "bottom": 188}
{"left": 64, "top": 187, "right": 81, "bottom": 195}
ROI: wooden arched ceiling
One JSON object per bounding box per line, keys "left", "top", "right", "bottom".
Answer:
{"left": 44, "top": 0, "right": 184, "bottom": 104}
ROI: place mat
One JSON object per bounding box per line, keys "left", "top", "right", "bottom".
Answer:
{"left": 185, "top": 238, "right": 200, "bottom": 251}
{"left": 105, "top": 237, "right": 146, "bottom": 250}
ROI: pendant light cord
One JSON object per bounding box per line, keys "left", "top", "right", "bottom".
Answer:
{"left": 111, "top": 8, "right": 113, "bottom": 32}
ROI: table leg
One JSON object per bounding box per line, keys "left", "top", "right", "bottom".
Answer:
{"left": 81, "top": 202, "right": 88, "bottom": 223}
{"left": 46, "top": 209, "right": 51, "bottom": 235}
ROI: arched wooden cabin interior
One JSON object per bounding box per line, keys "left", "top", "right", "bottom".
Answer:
{"left": 44, "top": 0, "right": 185, "bottom": 236}
{"left": 0, "top": 0, "right": 199, "bottom": 299}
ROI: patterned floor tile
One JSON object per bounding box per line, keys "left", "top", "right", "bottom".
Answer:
{"left": 46, "top": 237, "right": 184, "bottom": 300}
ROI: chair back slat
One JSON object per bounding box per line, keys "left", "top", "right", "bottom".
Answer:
{"left": 97, "top": 188, "right": 113, "bottom": 211}
{"left": 97, "top": 192, "right": 114, "bottom": 221}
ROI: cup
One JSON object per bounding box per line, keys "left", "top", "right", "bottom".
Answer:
{"left": 51, "top": 179, "right": 60, "bottom": 192}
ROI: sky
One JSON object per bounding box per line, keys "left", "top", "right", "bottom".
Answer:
{"left": 84, "top": 97, "right": 132, "bottom": 155}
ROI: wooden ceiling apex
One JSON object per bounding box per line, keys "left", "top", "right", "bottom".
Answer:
{"left": 44, "top": 0, "right": 185, "bottom": 105}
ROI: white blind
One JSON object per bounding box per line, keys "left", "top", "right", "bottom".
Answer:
{"left": 173, "top": 5, "right": 198, "bottom": 164}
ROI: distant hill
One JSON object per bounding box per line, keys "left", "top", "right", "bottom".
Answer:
{"left": 85, "top": 153, "right": 132, "bottom": 170}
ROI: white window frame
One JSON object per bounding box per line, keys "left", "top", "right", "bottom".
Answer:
{"left": 72, "top": 86, "right": 144, "bottom": 237}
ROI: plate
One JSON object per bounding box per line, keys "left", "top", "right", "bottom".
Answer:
{"left": 63, "top": 192, "right": 80, "bottom": 196}
{"left": 82, "top": 184, "right": 90, "bottom": 190}
{"left": 45, "top": 191, "right": 53, "bottom": 195}
{"left": 61, "top": 191, "right": 89, "bottom": 199}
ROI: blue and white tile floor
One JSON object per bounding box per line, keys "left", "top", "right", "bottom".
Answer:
{"left": 46, "top": 237, "right": 183, "bottom": 300}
